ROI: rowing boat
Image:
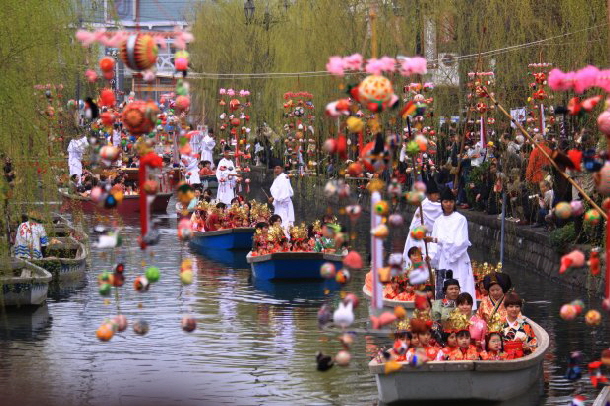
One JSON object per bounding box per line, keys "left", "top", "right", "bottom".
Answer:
{"left": 368, "top": 318, "right": 549, "bottom": 403}
{"left": 28, "top": 237, "right": 87, "bottom": 282}
{"left": 189, "top": 228, "right": 255, "bottom": 250}
{"left": 0, "top": 259, "right": 52, "bottom": 306}
{"left": 247, "top": 251, "right": 344, "bottom": 280}
{"left": 59, "top": 188, "right": 172, "bottom": 215}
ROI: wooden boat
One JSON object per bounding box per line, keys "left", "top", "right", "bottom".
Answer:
{"left": 251, "top": 276, "right": 339, "bottom": 299}
{"left": 594, "top": 386, "right": 610, "bottom": 406}
{"left": 189, "top": 228, "right": 255, "bottom": 250}
{"left": 368, "top": 318, "right": 549, "bottom": 404}
{"left": 28, "top": 237, "right": 87, "bottom": 282}
{"left": 0, "top": 259, "right": 52, "bottom": 306}
{"left": 190, "top": 246, "right": 250, "bottom": 269}
{"left": 59, "top": 188, "right": 172, "bottom": 215}
{"left": 247, "top": 251, "right": 344, "bottom": 281}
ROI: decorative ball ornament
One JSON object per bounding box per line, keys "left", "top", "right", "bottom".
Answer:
{"left": 335, "top": 269, "right": 351, "bottom": 284}
{"left": 120, "top": 34, "right": 158, "bottom": 71}
{"left": 181, "top": 316, "right": 197, "bottom": 332}
{"left": 133, "top": 319, "right": 150, "bottom": 335}
{"left": 99, "top": 89, "right": 116, "bottom": 107}
{"left": 405, "top": 191, "right": 425, "bottom": 206}
{"left": 410, "top": 226, "right": 427, "bottom": 240}
{"left": 388, "top": 213, "right": 404, "bottom": 227}
{"left": 585, "top": 309, "right": 602, "bottom": 326}
{"left": 374, "top": 200, "right": 390, "bottom": 216}
{"left": 99, "top": 57, "right": 115, "bottom": 73}
{"left": 320, "top": 262, "right": 336, "bottom": 279}
{"left": 584, "top": 209, "right": 602, "bottom": 226}
{"left": 145, "top": 266, "right": 160, "bottom": 283}
{"left": 175, "top": 95, "right": 190, "bottom": 112}
{"left": 122, "top": 100, "right": 158, "bottom": 135}
{"left": 371, "top": 224, "right": 389, "bottom": 238}
{"left": 99, "top": 283, "right": 112, "bottom": 296}
{"left": 96, "top": 323, "right": 115, "bottom": 341}
{"left": 554, "top": 202, "right": 572, "bottom": 220}
{"left": 112, "top": 315, "right": 128, "bottom": 332}
{"left": 358, "top": 75, "right": 393, "bottom": 104}
{"left": 346, "top": 116, "right": 365, "bottom": 133}
{"left": 559, "top": 304, "right": 577, "bottom": 320}
{"left": 603, "top": 297, "right": 610, "bottom": 312}
{"left": 142, "top": 180, "right": 159, "bottom": 195}
{"left": 335, "top": 350, "right": 351, "bottom": 366}
{"left": 134, "top": 276, "right": 150, "bottom": 292}
{"left": 181, "top": 270, "right": 194, "bottom": 285}
{"left": 598, "top": 111, "right": 610, "bottom": 137}
{"left": 570, "top": 200, "right": 585, "bottom": 217}
{"left": 343, "top": 293, "right": 359, "bottom": 308}
{"left": 100, "top": 145, "right": 120, "bottom": 161}
{"left": 595, "top": 162, "right": 610, "bottom": 195}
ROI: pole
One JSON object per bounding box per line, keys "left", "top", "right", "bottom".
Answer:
{"left": 500, "top": 191, "right": 506, "bottom": 264}
{"left": 371, "top": 191, "right": 383, "bottom": 311}
{"left": 605, "top": 0, "right": 610, "bottom": 298}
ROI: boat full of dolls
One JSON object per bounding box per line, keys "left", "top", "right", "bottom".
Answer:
{"left": 368, "top": 317, "right": 549, "bottom": 403}
{"left": 189, "top": 228, "right": 255, "bottom": 250}
{"left": 58, "top": 187, "right": 172, "bottom": 215}
{"left": 247, "top": 251, "right": 344, "bottom": 281}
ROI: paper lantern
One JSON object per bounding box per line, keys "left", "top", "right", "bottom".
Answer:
{"left": 120, "top": 34, "right": 158, "bottom": 71}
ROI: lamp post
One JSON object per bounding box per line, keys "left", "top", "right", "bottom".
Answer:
{"left": 244, "top": 0, "right": 255, "bottom": 24}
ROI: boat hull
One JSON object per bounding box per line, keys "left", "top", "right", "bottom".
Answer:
{"left": 594, "top": 386, "right": 610, "bottom": 406}
{"left": 59, "top": 189, "right": 172, "bottom": 215}
{"left": 369, "top": 319, "right": 549, "bottom": 403}
{"left": 247, "top": 252, "right": 343, "bottom": 281}
{"left": 189, "top": 228, "right": 255, "bottom": 250}
{"left": 1, "top": 260, "right": 52, "bottom": 306}
{"left": 28, "top": 237, "right": 87, "bottom": 282}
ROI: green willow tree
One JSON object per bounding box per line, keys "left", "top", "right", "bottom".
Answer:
{"left": 0, "top": 1, "right": 84, "bottom": 255}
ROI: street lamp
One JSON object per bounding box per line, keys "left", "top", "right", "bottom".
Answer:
{"left": 244, "top": 0, "right": 255, "bottom": 24}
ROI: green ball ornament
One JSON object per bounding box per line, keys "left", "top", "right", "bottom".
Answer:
{"left": 405, "top": 141, "right": 420, "bottom": 155}
{"left": 148, "top": 132, "right": 155, "bottom": 138}
{"left": 145, "top": 266, "right": 160, "bottom": 283}
{"left": 121, "top": 139, "right": 127, "bottom": 146}
{"left": 98, "top": 271, "right": 112, "bottom": 284}
{"left": 584, "top": 209, "right": 601, "bottom": 226}
{"left": 99, "top": 283, "right": 112, "bottom": 296}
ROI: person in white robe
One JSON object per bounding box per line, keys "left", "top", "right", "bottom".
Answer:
{"left": 216, "top": 145, "right": 238, "bottom": 204}
{"left": 403, "top": 178, "right": 442, "bottom": 268}
{"left": 181, "top": 154, "right": 201, "bottom": 185}
{"left": 189, "top": 129, "right": 203, "bottom": 158}
{"left": 200, "top": 127, "right": 216, "bottom": 168}
{"left": 425, "top": 187, "right": 476, "bottom": 308}
{"left": 13, "top": 214, "right": 49, "bottom": 259}
{"left": 67, "top": 135, "right": 89, "bottom": 182}
{"left": 269, "top": 165, "right": 295, "bottom": 230}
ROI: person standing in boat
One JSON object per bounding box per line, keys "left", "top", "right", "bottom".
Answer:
{"left": 269, "top": 165, "right": 294, "bottom": 231}
{"left": 200, "top": 127, "right": 216, "bottom": 169}
{"left": 67, "top": 134, "right": 89, "bottom": 184}
{"left": 216, "top": 145, "right": 238, "bottom": 205}
{"left": 14, "top": 213, "right": 48, "bottom": 259}
{"left": 424, "top": 187, "right": 477, "bottom": 308}
{"left": 181, "top": 153, "right": 201, "bottom": 187}
{"left": 403, "top": 176, "right": 442, "bottom": 268}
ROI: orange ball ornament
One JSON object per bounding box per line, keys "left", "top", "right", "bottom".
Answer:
{"left": 122, "top": 100, "right": 158, "bottom": 135}
{"left": 585, "top": 309, "right": 602, "bottom": 326}
{"left": 120, "top": 34, "right": 158, "bottom": 71}
{"left": 99, "top": 57, "right": 115, "bottom": 72}
{"left": 96, "top": 323, "right": 115, "bottom": 341}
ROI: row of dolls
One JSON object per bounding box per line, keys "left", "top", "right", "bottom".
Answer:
{"left": 190, "top": 198, "right": 271, "bottom": 232}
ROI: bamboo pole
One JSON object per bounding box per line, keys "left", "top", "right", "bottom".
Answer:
{"left": 487, "top": 91, "right": 607, "bottom": 220}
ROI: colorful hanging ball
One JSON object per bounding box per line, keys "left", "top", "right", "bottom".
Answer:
{"left": 559, "top": 304, "right": 577, "bottom": 321}
{"left": 410, "top": 226, "right": 427, "bottom": 240}
{"left": 554, "top": 202, "right": 572, "bottom": 220}
{"left": 98, "top": 271, "right": 112, "bottom": 284}
{"left": 320, "top": 262, "right": 336, "bottom": 279}
{"left": 346, "top": 116, "right": 365, "bottom": 133}
{"left": 570, "top": 200, "right": 585, "bottom": 217}
{"left": 371, "top": 224, "right": 389, "bottom": 238}
{"left": 405, "top": 191, "right": 425, "bottom": 206}
{"left": 175, "top": 95, "right": 191, "bottom": 112}
{"left": 388, "top": 213, "right": 404, "bottom": 227}
{"left": 180, "top": 270, "right": 194, "bottom": 285}
{"left": 142, "top": 180, "right": 159, "bottom": 195}
{"left": 174, "top": 50, "right": 189, "bottom": 71}
{"left": 99, "top": 57, "right": 116, "bottom": 73}
{"left": 335, "top": 269, "right": 351, "bottom": 284}
{"left": 597, "top": 111, "right": 610, "bottom": 137}
{"left": 112, "top": 315, "right": 128, "bottom": 332}
{"left": 602, "top": 297, "right": 610, "bottom": 313}
{"left": 96, "top": 323, "right": 115, "bottom": 341}
{"left": 570, "top": 299, "right": 585, "bottom": 315}
{"left": 585, "top": 309, "right": 602, "bottom": 326}
{"left": 181, "top": 316, "right": 197, "bottom": 332}
{"left": 133, "top": 319, "right": 150, "bottom": 335}
{"left": 133, "top": 275, "right": 150, "bottom": 292}
{"left": 358, "top": 75, "right": 394, "bottom": 104}
{"left": 595, "top": 162, "right": 610, "bottom": 195}
{"left": 343, "top": 293, "right": 359, "bottom": 308}
{"left": 145, "top": 266, "right": 160, "bottom": 283}
{"left": 100, "top": 145, "right": 120, "bottom": 161}
{"left": 99, "top": 283, "right": 112, "bottom": 296}
{"left": 584, "top": 209, "right": 602, "bottom": 226}
{"left": 335, "top": 350, "right": 351, "bottom": 367}
{"left": 120, "top": 34, "right": 158, "bottom": 71}
{"left": 374, "top": 200, "right": 390, "bottom": 216}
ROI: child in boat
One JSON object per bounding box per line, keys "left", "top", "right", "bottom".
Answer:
{"left": 205, "top": 203, "right": 225, "bottom": 232}
{"left": 390, "top": 331, "right": 412, "bottom": 362}
{"left": 406, "top": 319, "right": 439, "bottom": 361}
{"left": 479, "top": 332, "right": 508, "bottom": 360}
{"left": 446, "top": 330, "right": 479, "bottom": 360}
{"left": 252, "top": 222, "right": 269, "bottom": 255}
{"left": 313, "top": 223, "right": 338, "bottom": 253}
{"left": 190, "top": 209, "right": 206, "bottom": 232}
{"left": 435, "top": 331, "right": 458, "bottom": 360}
{"left": 199, "top": 160, "right": 214, "bottom": 176}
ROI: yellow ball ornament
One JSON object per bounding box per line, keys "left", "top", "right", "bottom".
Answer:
{"left": 374, "top": 200, "right": 390, "bottom": 216}
{"left": 358, "top": 75, "right": 393, "bottom": 104}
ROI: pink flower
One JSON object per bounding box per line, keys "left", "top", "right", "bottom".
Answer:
{"left": 343, "top": 54, "right": 363, "bottom": 71}
{"left": 379, "top": 57, "right": 397, "bottom": 73}
{"left": 219, "top": 88, "right": 227, "bottom": 95}
{"left": 85, "top": 69, "right": 98, "bottom": 83}
{"left": 365, "top": 58, "right": 384, "bottom": 75}
{"left": 399, "top": 57, "right": 428, "bottom": 76}
{"left": 326, "top": 56, "right": 345, "bottom": 76}
{"left": 548, "top": 68, "right": 572, "bottom": 91}
{"left": 574, "top": 65, "right": 600, "bottom": 93}
{"left": 596, "top": 69, "right": 610, "bottom": 93}
{"left": 227, "top": 88, "right": 235, "bottom": 96}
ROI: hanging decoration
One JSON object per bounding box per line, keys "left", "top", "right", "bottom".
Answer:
{"left": 282, "top": 91, "right": 315, "bottom": 174}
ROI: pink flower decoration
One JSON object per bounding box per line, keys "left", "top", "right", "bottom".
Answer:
{"left": 548, "top": 68, "right": 575, "bottom": 91}
{"left": 227, "top": 89, "right": 235, "bottom": 96}
{"left": 239, "top": 89, "right": 249, "bottom": 97}
{"left": 596, "top": 69, "right": 610, "bottom": 93}
{"left": 574, "top": 65, "right": 600, "bottom": 94}
{"left": 365, "top": 58, "right": 384, "bottom": 75}
{"left": 343, "top": 54, "right": 363, "bottom": 71}
{"left": 75, "top": 29, "right": 97, "bottom": 47}
{"left": 219, "top": 88, "right": 227, "bottom": 95}
{"left": 326, "top": 56, "right": 345, "bottom": 76}
{"left": 379, "top": 57, "right": 397, "bottom": 73}
{"left": 399, "top": 57, "right": 428, "bottom": 76}
{"left": 85, "top": 69, "right": 98, "bottom": 83}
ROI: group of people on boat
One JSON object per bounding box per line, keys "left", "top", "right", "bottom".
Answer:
{"left": 377, "top": 270, "right": 537, "bottom": 364}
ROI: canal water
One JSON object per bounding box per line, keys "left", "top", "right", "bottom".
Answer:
{"left": 0, "top": 177, "right": 609, "bottom": 406}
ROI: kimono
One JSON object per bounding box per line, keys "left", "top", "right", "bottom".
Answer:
{"left": 181, "top": 155, "right": 201, "bottom": 185}
{"left": 429, "top": 211, "right": 477, "bottom": 308}
{"left": 479, "top": 350, "right": 508, "bottom": 360}
{"left": 14, "top": 221, "right": 49, "bottom": 259}
{"left": 435, "top": 346, "right": 456, "bottom": 361}
{"left": 403, "top": 198, "right": 442, "bottom": 267}
{"left": 313, "top": 236, "right": 334, "bottom": 253}
{"left": 216, "top": 158, "right": 237, "bottom": 205}
{"left": 447, "top": 345, "right": 480, "bottom": 361}
{"left": 270, "top": 173, "right": 295, "bottom": 230}
{"left": 477, "top": 295, "right": 508, "bottom": 324}
{"left": 501, "top": 317, "right": 537, "bottom": 353}
{"left": 431, "top": 299, "right": 456, "bottom": 324}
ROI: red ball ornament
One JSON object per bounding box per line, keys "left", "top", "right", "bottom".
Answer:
{"left": 120, "top": 34, "right": 158, "bottom": 71}
{"left": 99, "top": 88, "right": 116, "bottom": 107}
{"left": 99, "top": 57, "right": 115, "bottom": 72}
{"left": 122, "top": 100, "right": 158, "bottom": 135}
{"left": 175, "top": 95, "right": 190, "bottom": 112}
{"left": 598, "top": 111, "right": 610, "bottom": 137}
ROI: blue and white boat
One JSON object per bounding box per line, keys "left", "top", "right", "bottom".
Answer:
{"left": 1, "top": 259, "right": 52, "bottom": 306}
{"left": 247, "top": 251, "right": 344, "bottom": 281}
{"left": 189, "top": 228, "right": 255, "bottom": 251}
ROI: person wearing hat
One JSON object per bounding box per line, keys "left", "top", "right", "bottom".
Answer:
{"left": 477, "top": 271, "right": 513, "bottom": 324}
{"left": 13, "top": 213, "right": 49, "bottom": 259}
{"left": 431, "top": 270, "right": 461, "bottom": 323}
{"left": 67, "top": 134, "right": 89, "bottom": 184}
{"left": 215, "top": 145, "right": 238, "bottom": 205}
{"left": 269, "top": 164, "right": 294, "bottom": 231}
{"left": 424, "top": 187, "right": 477, "bottom": 308}
{"left": 199, "top": 126, "right": 216, "bottom": 169}
{"left": 402, "top": 175, "right": 442, "bottom": 268}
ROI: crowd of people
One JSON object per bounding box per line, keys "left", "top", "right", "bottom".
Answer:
{"left": 375, "top": 270, "right": 537, "bottom": 363}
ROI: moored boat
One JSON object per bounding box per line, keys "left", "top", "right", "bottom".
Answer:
{"left": 59, "top": 187, "right": 172, "bottom": 215}
{"left": 189, "top": 228, "right": 255, "bottom": 250}
{"left": 28, "top": 236, "right": 87, "bottom": 282}
{"left": 368, "top": 318, "right": 549, "bottom": 404}
{"left": 0, "top": 259, "right": 52, "bottom": 306}
{"left": 594, "top": 386, "right": 610, "bottom": 406}
{"left": 247, "top": 251, "right": 343, "bottom": 280}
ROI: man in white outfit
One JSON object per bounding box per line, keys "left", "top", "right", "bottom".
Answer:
{"left": 200, "top": 127, "right": 216, "bottom": 169}
{"left": 67, "top": 135, "right": 89, "bottom": 183}
{"left": 216, "top": 145, "right": 237, "bottom": 204}
{"left": 269, "top": 165, "right": 295, "bottom": 230}
{"left": 181, "top": 154, "right": 201, "bottom": 186}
